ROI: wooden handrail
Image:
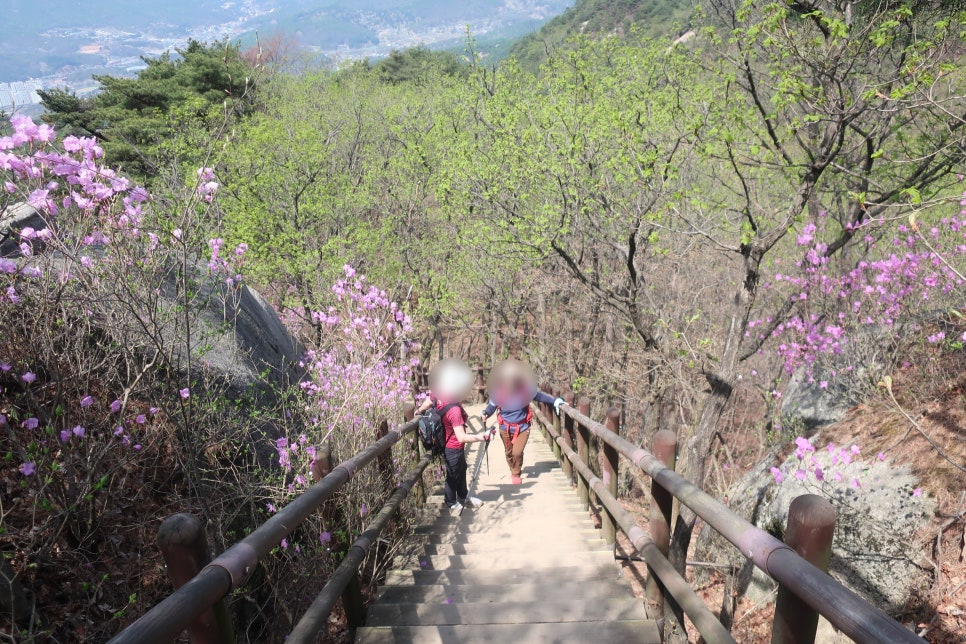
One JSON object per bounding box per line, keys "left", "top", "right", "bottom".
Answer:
{"left": 109, "top": 417, "right": 420, "bottom": 644}
{"left": 286, "top": 455, "right": 432, "bottom": 642}
{"left": 533, "top": 406, "right": 736, "bottom": 643}
{"left": 539, "top": 403, "right": 924, "bottom": 644}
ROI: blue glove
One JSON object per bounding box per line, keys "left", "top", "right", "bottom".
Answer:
{"left": 554, "top": 398, "right": 566, "bottom": 415}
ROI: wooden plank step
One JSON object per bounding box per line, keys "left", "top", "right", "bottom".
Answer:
{"left": 381, "top": 565, "right": 623, "bottom": 587}
{"left": 365, "top": 599, "right": 648, "bottom": 626}
{"left": 375, "top": 581, "right": 633, "bottom": 604}
{"left": 355, "top": 620, "right": 662, "bottom": 644}
{"left": 413, "top": 524, "right": 599, "bottom": 538}
{"left": 418, "top": 540, "right": 611, "bottom": 555}
{"left": 395, "top": 551, "right": 615, "bottom": 571}
{"left": 422, "top": 518, "right": 596, "bottom": 533}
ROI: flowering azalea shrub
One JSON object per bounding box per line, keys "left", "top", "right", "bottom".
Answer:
{"left": 0, "top": 115, "right": 304, "bottom": 640}
{"left": 770, "top": 436, "right": 924, "bottom": 496}
{"left": 752, "top": 207, "right": 966, "bottom": 382}
{"left": 266, "top": 264, "right": 418, "bottom": 546}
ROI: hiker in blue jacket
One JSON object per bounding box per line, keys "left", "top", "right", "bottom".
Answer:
{"left": 481, "top": 361, "right": 564, "bottom": 484}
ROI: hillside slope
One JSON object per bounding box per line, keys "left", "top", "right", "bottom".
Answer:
{"left": 507, "top": 0, "right": 694, "bottom": 70}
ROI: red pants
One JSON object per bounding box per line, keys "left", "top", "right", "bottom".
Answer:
{"left": 499, "top": 427, "right": 530, "bottom": 477}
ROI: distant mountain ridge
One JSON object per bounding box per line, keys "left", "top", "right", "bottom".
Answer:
{"left": 507, "top": 0, "right": 694, "bottom": 69}
{"left": 0, "top": 0, "right": 574, "bottom": 87}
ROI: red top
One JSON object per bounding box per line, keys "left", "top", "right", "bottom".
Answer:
{"left": 437, "top": 399, "right": 467, "bottom": 449}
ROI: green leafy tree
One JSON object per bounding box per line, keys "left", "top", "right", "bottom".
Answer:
{"left": 218, "top": 64, "right": 485, "bottom": 353}
{"left": 40, "top": 39, "right": 254, "bottom": 178}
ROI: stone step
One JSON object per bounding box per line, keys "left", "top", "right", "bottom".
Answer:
{"left": 375, "top": 581, "right": 633, "bottom": 604}
{"left": 365, "top": 599, "right": 648, "bottom": 627}
{"left": 394, "top": 551, "right": 615, "bottom": 571}
{"left": 381, "top": 565, "right": 623, "bottom": 587}
{"left": 355, "top": 620, "right": 662, "bottom": 644}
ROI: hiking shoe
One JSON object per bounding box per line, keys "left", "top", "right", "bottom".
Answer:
{"left": 460, "top": 496, "right": 483, "bottom": 509}
{"left": 511, "top": 475, "right": 522, "bottom": 485}
{"left": 448, "top": 501, "right": 463, "bottom": 513}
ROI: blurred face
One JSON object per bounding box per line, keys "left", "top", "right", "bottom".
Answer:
{"left": 488, "top": 359, "right": 537, "bottom": 408}
{"left": 428, "top": 358, "right": 473, "bottom": 400}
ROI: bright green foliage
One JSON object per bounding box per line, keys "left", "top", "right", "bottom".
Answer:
{"left": 372, "top": 46, "right": 467, "bottom": 84}
{"left": 218, "top": 64, "right": 487, "bottom": 331}
{"left": 40, "top": 39, "right": 254, "bottom": 178}
{"left": 441, "top": 37, "right": 713, "bottom": 347}
{"left": 509, "top": 0, "right": 694, "bottom": 71}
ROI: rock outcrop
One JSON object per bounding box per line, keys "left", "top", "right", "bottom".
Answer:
{"left": 695, "top": 437, "right": 935, "bottom": 611}
{"left": 0, "top": 203, "right": 47, "bottom": 257}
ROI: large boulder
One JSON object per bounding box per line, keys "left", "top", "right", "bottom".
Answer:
{"left": 0, "top": 203, "right": 47, "bottom": 257}
{"left": 172, "top": 276, "right": 305, "bottom": 398}
{"left": 695, "top": 435, "right": 935, "bottom": 611}
{"left": 781, "top": 369, "right": 856, "bottom": 431}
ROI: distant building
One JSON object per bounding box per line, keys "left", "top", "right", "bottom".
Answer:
{"left": 0, "top": 80, "right": 44, "bottom": 110}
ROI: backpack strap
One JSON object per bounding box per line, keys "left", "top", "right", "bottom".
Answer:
{"left": 438, "top": 402, "right": 459, "bottom": 416}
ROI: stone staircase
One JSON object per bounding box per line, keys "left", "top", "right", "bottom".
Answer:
{"left": 356, "top": 408, "right": 660, "bottom": 643}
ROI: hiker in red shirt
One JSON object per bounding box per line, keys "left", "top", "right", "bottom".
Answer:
{"left": 481, "top": 360, "right": 564, "bottom": 484}
{"left": 416, "top": 359, "right": 496, "bottom": 512}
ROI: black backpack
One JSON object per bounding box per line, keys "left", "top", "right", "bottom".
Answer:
{"left": 418, "top": 403, "right": 458, "bottom": 456}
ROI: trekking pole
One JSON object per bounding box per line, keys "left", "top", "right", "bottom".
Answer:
{"left": 461, "top": 415, "right": 493, "bottom": 517}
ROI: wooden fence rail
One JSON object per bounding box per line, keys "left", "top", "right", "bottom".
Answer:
{"left": 108, "top": 416, "right": 421, "bottom": 644}
{"left": 109, "top": 366, "right": 924, "bottom": 644}
{"left": 532, "top": 399, "right": 924, "bottom": 644}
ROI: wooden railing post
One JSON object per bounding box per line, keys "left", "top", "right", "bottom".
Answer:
{"left": 311, "top": 444, "right": 333, "bottom": 482}
{"left": 475, "top": 365, "right": 486, "bottom": 403}
{"left": 771, "top": 494, "right": 836, "bottom": 644}
{"left": 341, "top": 572, "right": 367, "bottom": 634}
{"left": 647, "top": 430, "right": 677, "bottom": 623}
{"left": 576, "top": 396, "right": 591, "bottom": 509}
{"left": 404, "top": 403, "right": 424, "bottom": 506}
{"left": 560, "top": 392, "right": 575, "bottom": 482}
{"left": 156, "top": 514, "right": 234, "bottom": 644}
{"left": 602, "top": 407, "right": 621, "bottom": 549}
{"left": 539, "top": 384, "right": 554, "bottom": 448}
{"left": 376, "top": 419, "right": 392, "bottom": 492}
